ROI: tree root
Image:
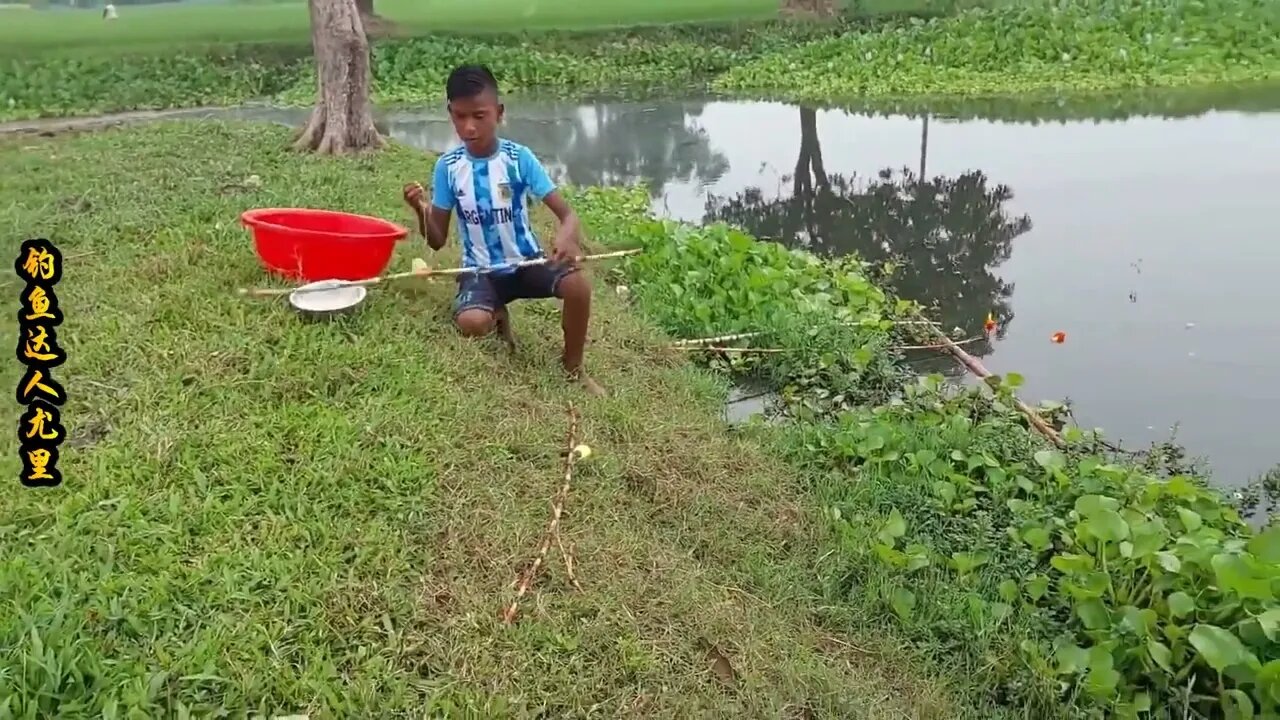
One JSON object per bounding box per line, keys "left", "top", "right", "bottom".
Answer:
{"left": 291, "top": 97, "right": 386, "bottom": 155}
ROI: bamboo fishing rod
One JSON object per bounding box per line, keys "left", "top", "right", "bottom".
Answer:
{"left": 236, "top": 248, "right": 643, "bottom": 298}
{"left": 911, "top": 315, "right": 1065, "bottom": 447}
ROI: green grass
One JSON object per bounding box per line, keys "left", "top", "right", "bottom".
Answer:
{"left": 0, "top": 0, "right": 778, "bottom": 57}
{"left": 0, "top": 121, "right": 959, "bottom": 718}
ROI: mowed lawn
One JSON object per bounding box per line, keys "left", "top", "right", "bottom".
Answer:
{"left": 0, "top": 0, "right": 778, "bottom": 57}
{"left": 0, "top": 121, "right": 951, "bottom": 717}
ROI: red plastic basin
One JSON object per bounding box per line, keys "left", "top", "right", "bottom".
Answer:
{"left": 242, "top": 208, "right": 409, "bottom": 282}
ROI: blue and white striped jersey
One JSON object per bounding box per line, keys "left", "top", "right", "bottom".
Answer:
{"left": 430, "top": 139, "right": 557, "bottom": 274}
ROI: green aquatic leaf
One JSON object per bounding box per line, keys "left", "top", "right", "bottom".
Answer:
{"left": 1007, "top": 498, "right": 1032, "bottom": 514}
{"left": 1120, "top": 606, "right": 1157, "bottom": 638}
{"left": 878, "top": 508, "right": 907, "bottom": 546}
{"left": 911, "top": 449, "right": 938, "bottom": 467}
{"left": 1164, "top": 476, "right": 1199, "bottom": 499}
{"left": 1051, "top": 553, "right": 1095, "bottom": 575}
{"left": 1084, "top": 509, "right": 1130, "bottom": 543}
{"left": 1076, "top": 599, "right": 1111, "bottom": 630}
{"left": 889, "top": 587, "right": 916, "bottom": 620}
{"left": 1024, "top": 574, "right": 1050, "bottom": 602}
{"left": 1154, "top": 551, "right": 1181, "bottom": 573}
{"left": 1034, "top": 450, "right": 1065, "bottom": 471}
{"left": 950, "top": 551, "right": 989, "bottom": 575}
{"left": 1021, "top": 526, "right": 1052, "bottom": 552}
{"left": 1246, "top": 523, "right": 1280, "bottom": 563}
{"left": 1189, "top": 624, "right": 1256, "bottom": 673}
{"left": 1074, "top": 494, "right": 1121, "bottom": 516}
{"left": 1063, "top": 571, "right": 1110, "bottom": 601}
{"left": 1211, "top": 553, "right": 1277, "bottom": 601}
{"left": 1167, "top": 591, "right": 1196, "bottom": 618}
{"left": 1253, "top": 608, "right": 1280, "bottom": 642}
{"left": 1084, "top": 646, "right": 1120, "bottom": 698}
{"left": 997, "top": 579, "right": 1019, "bottom": 603}
{"left": 874, "top": 543, "right": 907, "bottom": 568}
{"left": 1054, "top": 642, "right": 1088, "bottom": 675}
{"left": 933, "top": 480, "right": 957, "bottom": 506}
{"left": 1256, "top": 660, "right": 1280, "bottom": 705}
{"left": 1148, "top": 639, "right": 1174, "bottom": 673}
{"left": 1220, "top": 689, "right": 1254, "bottom": 720}
{"left": 903, "top": 543, "right": 932, "bottom": 571}
{"left": 1177, "top": 508, "right": 1203, "bottom": 532}
{"left": 1128, "top": 519, "right": 1169, "bottom": 558}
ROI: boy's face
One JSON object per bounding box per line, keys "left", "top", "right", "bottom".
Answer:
{"left": 448, "top": 89, "right": 504, "bottom": 155}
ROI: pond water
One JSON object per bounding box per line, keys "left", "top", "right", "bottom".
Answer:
{"left": 196, "top": 86, "right": 1280, "bottom": 486}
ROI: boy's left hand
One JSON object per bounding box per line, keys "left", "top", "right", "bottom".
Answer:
{"left": 551, "top": 230, "right": 582, "bottom": 267}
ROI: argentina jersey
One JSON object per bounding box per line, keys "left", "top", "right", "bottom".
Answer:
{"left": 430, "top": 139, "right": 557, "bottom": 273}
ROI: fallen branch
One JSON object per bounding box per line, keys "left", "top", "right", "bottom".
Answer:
{"left": 893, "top": 335, "right": 985, "bottom": 351}
{"left": 502, "top": 404, "right": 581, "bottom": 624}
{"left": 917, "top": 319, "right": 1064, "bottom": 447}
{"left": 672, "top": 345, "right": 792, "bottom": 354}
{"left": 670, "top": 318, "right": 947, "bottom": 347}
{"left": 238, "top": 249, "right": 642, "bottom": 298}
{"left": 671, "top": 335, "right": 982, "bottom": 354}
{"left": 670, "top": 332, "right": 764, "bottom": 347}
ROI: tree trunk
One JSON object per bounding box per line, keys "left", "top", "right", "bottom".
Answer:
{"left": 794, "top": 107, "right": 829, "bottom": 199}
{"left": 354, "top": 0, "right": 373, "bottom": 15}
{"left": 919, "top": 114, "right": 930, "bottom": 179}
{"left": 293, "top": 0, "right": 385, "bottom": 155}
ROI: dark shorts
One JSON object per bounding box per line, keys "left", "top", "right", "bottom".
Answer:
{"left": 452, "top": 263, "right": 578, "bottom": 318}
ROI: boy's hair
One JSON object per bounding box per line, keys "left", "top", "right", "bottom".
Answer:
{"left": 446, "top": 65, "right": 499, "bottom": 101}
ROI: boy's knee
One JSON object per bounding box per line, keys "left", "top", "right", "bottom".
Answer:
{"left": 455, "top": 309, "right": 495, "bottom": 337}
{"left": 556, "top": 271, "right": 591, "bottom": 303}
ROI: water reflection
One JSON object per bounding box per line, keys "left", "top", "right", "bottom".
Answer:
{"left": 703, "top": 107, "right": 1032, "bottom": 360}
{"left": 498, "top": 102, "right": 730, "bottom": 197}
{"left": 213, "top": 101, "right": 731, "bottom": 199}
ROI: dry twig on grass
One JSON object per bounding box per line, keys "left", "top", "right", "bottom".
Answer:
{"left": 501, "top": 403, "right": 582, "bottom": 624}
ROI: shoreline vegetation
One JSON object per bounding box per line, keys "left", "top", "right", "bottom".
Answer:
{"left": 4, "top": 117, "right": 1279, "bottom": 718}
{"left": 4, "top": 0, "right": 1280, "bottom": 122}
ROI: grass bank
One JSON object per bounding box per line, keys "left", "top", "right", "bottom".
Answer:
{"left": 5, "top": 0, "right": 1279, "bottom": 123}
{"left": 572, "top": 188, "right": 1280, "bottom": 716}
{"left": 0, "top": 121, "right": 955, "bottom": 718}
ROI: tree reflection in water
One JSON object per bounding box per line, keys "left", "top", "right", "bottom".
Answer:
{"left": 704, "top": 107, "right": 1033, "bottom": 361}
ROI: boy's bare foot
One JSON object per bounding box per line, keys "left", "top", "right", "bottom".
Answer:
{"left": 566, "top": 366, "right": 606, "bottom": 397}
{"left": 495, "top": 307, "right": 517, "bottom": 354}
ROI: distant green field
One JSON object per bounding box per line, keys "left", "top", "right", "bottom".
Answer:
{"left": 0, "top": 0, "right": 779, "bottom": 56}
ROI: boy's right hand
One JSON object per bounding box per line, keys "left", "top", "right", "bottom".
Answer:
{"left": 403, "top": 182, "right": 426, "bottom": 210}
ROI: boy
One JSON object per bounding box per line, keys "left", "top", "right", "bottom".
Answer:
{"left": 403, "top": 64, "right": 604, "bottom": 397}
